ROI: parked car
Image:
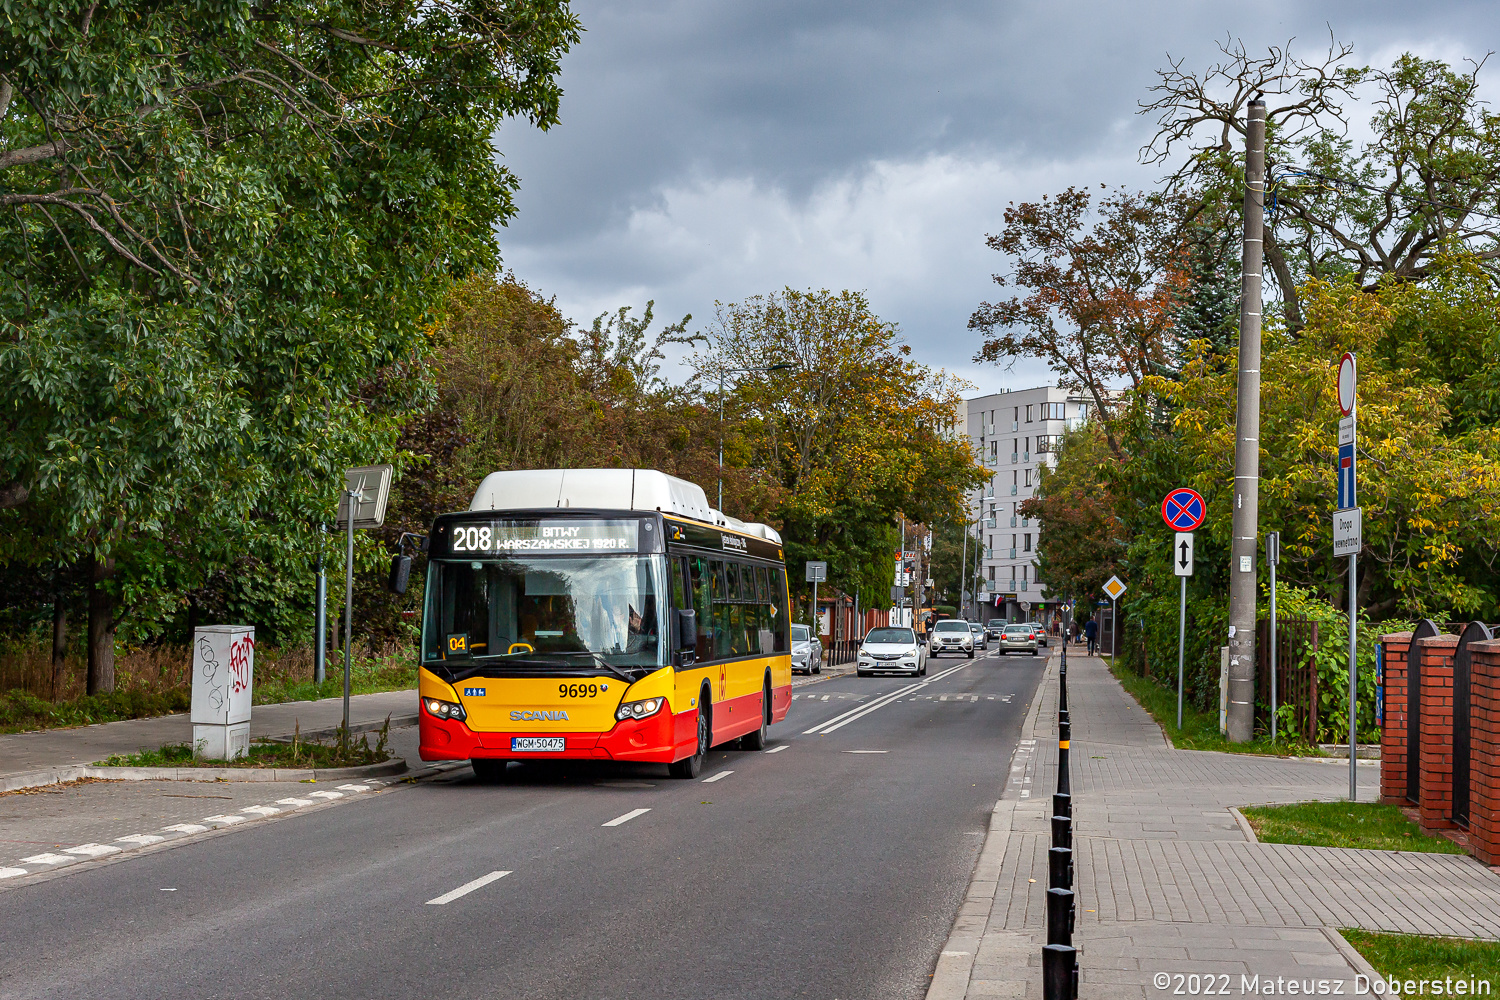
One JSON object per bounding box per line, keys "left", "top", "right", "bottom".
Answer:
{"left": 791, "top": 624, "right": 823, "bottom": 675}
{"left": 928, "top": 619, "right": 975, "bottom": 658}
{"left": 1023, "top": 622, "right": 1049, "bottom": 647}
{"left": 985, "top": 621, "right": 1005, "bottom": 640}
{"left": 970, "top": 622, "right": 988, "bottom": 651}
{"left": 856, "top": 626, "right": 927, "bottom": 678}
{"left": 997, "top": 623, "right": 1039, "bottom": 655}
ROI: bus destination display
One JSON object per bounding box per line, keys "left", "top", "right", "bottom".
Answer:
{"left": 441, "top": 519, "right": 640, "bottom": 555}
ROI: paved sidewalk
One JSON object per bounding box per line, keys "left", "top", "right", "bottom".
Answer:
{"left": 930, "top": 651, "right": 1500, "bottom": 998}
{"left": 0, "top": 689, "right": 418, "bottom": 789}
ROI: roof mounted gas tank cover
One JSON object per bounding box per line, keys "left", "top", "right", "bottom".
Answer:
{"left": 468, "top": 468, "right": 782, "bottom": 545}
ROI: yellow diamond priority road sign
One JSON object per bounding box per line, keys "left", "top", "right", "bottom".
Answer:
{"left": 1102, "top": 575, "right": 1127, "bottom": 601}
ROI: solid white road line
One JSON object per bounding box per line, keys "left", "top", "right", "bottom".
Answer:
{"left": 842, "top": 750, "right": 888, "bottom": 754}
{"left": 602, "top": 807, "right": 652, "bottom": 827}
{"left": 701, "top": 770, "right": 733, "bottom": 783}
{"left": 426, "top": 870, "right": 511, "bottom": 905}
{"left": 765, "top": 745, "right": 788, "bottom": 754}
{"left": 805, "top": 662, "right": 974, "bottom": 735}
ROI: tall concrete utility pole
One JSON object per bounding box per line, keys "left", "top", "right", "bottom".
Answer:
{"left": 1226, "top": 97, "right": 1266, "bottom": 743}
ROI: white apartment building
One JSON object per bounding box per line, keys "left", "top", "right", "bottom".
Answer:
{"left": 962, "top": 387, "right": 1094, "bottom": 625}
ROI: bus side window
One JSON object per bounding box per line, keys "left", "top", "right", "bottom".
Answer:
{"left": 769, "top": 567, "right": 790, "bottom": 652}
{"left": 688, "top": 557, "right": 713, "bottom": 661}
{"left": 670, "top": 557, "right": 690, "bottom": 660}
{"left": 711, "top": 560, "right": 732, "bottom": 659}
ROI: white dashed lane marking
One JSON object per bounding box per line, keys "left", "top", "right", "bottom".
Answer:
{"left": 602, "top": 808, "right": 652, "bottom": 828}
{"left": 426, "top": 870, "right": 511, "bottom": 905}
{"left": 0, "top": 780, "right": 389, "bottom": 881}
{"left": 765, "top": 745, "right": 789, "bottom": 754}
{"left": 701, "top": 770, "right": 733, "bottom": 783}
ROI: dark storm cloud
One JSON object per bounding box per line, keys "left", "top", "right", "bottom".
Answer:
{"left": 492, "top": 1, "right": 1500, "bottom": 391}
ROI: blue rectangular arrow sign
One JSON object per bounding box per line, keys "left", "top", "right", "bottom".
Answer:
{"left": 1337, "top": 442, "right": 1356, "bottom": 510}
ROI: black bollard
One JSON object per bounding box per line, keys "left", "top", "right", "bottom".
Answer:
{"left": 1057, "top": 718, "right": 1071, "bottom": 796}
{"left": 1042, "top": 944, "right": 1077, "bottom": 1000}
{"left": 1048, "top": 845, "right": 1073, "bottom": 890}
{"left": 1046, "top": 887, "right": 1075, "bottom": 945}
{"left": 1053, "top": 791, "right": 1071, "bottom": 818}
{"left": 1050, "top": 813, "right": 1072, "bottom": 850}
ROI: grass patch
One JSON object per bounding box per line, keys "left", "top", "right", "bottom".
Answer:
{"left": 251, "top": 653, "right": 416, "bottom": 706}
{"left": 1342, "top": 928, "right": 1500, "bottom": 980}
{"left": 1110, "top": 663, "right": 1322, "bottom": 756}
{"left": 0, "top": 648, "right": 415, "bottom": 735}
{"left": 1241, "top": 801, "right": 1464, "bottom": 853}
{"left": 96, "top": 721, "right": 392, "bottom": 769}
{"left": 0, "top": 687, "right": 191, "bottom": 735}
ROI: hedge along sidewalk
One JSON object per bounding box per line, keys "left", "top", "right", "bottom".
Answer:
{"left": 0, "top": 689, "right": 418, "bottom": 792}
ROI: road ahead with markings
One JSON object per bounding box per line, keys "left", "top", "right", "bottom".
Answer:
{"left": 0, "top": 650, "right": 1045, "bottom": 1000}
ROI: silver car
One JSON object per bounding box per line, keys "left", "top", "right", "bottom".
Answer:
{"left": 856, "top": 626, "right": 927, "bottom": 677}
{"left": 998, "top": 623, "right": 1039, "bottom": 655}
{"left": 928, "top": 619, "right": 975, "bottom": 658}
{"left": 970, "top": 622, "right": 988, "bottom": 651}
{"left": 1023, "top": 622, "right": 1050, "bottom": 648}
{"left": 791, "top": 624, "right": 823, "bottom": 675}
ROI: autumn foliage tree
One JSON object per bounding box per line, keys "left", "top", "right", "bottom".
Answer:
{"left": 969, "top": 186, "right": 1192, "bottom": 454}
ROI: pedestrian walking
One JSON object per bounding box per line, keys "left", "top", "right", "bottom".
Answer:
{"left": 1084, "top": 617, "right": 1098, "bottom": 655}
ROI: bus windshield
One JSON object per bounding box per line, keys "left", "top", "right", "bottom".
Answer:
{"left": 423, "top": 554, "right": 666, "bottom": 677}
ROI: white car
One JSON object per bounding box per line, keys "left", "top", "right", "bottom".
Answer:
{"left": 928, "top": 619, "right": 975, "bottom": 658}
{"left": 791, "top": 624, "right": 823, "bottom": 675}
{"left": 856, "top": 626, "right": 927, "bottom": 677}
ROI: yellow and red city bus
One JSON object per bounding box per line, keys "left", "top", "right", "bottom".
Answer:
{"left": 417, "top": 469, "right": 793, "bottom": 779}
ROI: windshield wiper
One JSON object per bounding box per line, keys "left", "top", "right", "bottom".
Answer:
{"left": 495, "top": 651, "right": 641, "bottom": 683}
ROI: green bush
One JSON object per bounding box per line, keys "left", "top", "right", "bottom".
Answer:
{"left": 1120, "top": 583, "right": 1407, "bottom": 742}
{"left": 0, "top": 687, "right": 191, "bottom": 734}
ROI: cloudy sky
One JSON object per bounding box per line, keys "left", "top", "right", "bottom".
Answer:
{"left": 493, "top": 1, "right": 1499, "bottom": 396}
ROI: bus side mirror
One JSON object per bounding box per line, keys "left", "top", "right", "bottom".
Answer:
{"left": 388, "top": 555, "right": 412, "bottom": 595}
{"left": 676, "top": 608, "right": 697, "bottom": 649}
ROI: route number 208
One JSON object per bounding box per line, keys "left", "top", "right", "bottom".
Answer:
{"left": 559, "top": 683, "right": 599, "bottom": 698}
{"left": 451, "top": 526, "right": 493, "bottom": 552}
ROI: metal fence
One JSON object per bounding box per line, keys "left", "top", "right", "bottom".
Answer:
{"left": 1255, "top": 617, "right": 1319, "bottom": 744}
{"left": 826, "top": 638, "right": 859, "bottom": 666}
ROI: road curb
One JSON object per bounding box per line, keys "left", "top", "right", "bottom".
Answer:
{"left": 924, "top": 649, "right": 1053, "bottom": 1000}
{"left": 1, "top": 756, "right": 407, "bottom": 793}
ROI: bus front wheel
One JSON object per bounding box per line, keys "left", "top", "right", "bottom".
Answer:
{"left": 670, "top": 698, "right": 710, "bottom": 778}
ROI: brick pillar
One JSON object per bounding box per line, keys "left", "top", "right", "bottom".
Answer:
{"left": 1418, "top": 635, "right": 1459, "bottom": 831}
{"left": 1467, "top": 640, "right": 1500, "bottom": 865}
{"left": 1380, "top": 632, "right": 1413, "bottom": 804}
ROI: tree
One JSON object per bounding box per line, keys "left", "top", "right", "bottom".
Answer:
{"left": 969, "top": 186, "right": 1192, "bottom": 454}
{"left": 0, "top": 1, "right": 581, "bottom": 689}
{"left": 1141, "top": 38, "right": 1500, "bottom": 331}
{"left": 692, "top": 288, "right": 985, "bottom": 607}
{"left": 1021, "top": 427, "right": 1126, "bottom": 607}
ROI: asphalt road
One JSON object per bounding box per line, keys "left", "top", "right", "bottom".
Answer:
{"left": 0, "top": 650, "right": 1045, "bottom": 1000}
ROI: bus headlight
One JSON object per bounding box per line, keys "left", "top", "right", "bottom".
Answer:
{"left": 424, "top": 697, "right": 466, "bottom": 721}
{"left": 616, "top": 697, "right": 664, "bottom": 722}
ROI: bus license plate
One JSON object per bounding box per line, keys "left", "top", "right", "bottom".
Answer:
{"left": 511, "top": 737, "right": 566, "bottom": 752}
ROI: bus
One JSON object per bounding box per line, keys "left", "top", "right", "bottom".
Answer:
{"left": 417, "top": 469, "right": 793, "bottom": 779}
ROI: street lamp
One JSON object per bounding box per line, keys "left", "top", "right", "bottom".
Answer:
{"left": 717, "top": 363, "right": 792, "bottom": 512}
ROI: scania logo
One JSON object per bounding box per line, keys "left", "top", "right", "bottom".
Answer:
{"left": 510, "top": 710, "right": 570, "bottom": 721}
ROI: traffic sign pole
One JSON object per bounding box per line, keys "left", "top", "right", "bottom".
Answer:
{"left": 1336, "top": 352, "right": 1358, "bottom": 801}
{"left": 1162, "top": 493, "right": 1202, "bottom": 730}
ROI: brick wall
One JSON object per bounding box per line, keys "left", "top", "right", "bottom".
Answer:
{"left": 1380, "top": 632, "right": 1413, "bottom": 804}
{"left": 1467, "top": 640, "right": 1500, "bottom": 865}
{"left": 1417, "top": 635, "right": 1460, "bottom": 831}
